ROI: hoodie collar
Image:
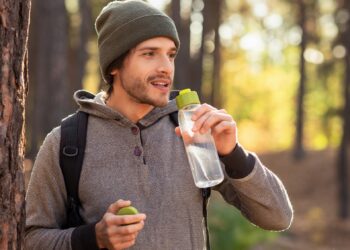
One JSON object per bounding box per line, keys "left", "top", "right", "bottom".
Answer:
{"left": 74, "top": 90, "right": 178, "bottom": 127}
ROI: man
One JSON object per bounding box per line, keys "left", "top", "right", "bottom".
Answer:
{"left": 25, "top": 1, "right": 293, "bottom": 249}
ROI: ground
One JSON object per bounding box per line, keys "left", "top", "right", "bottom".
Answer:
{"left": 258, "top": 149, "right": 350, "bottom": 250}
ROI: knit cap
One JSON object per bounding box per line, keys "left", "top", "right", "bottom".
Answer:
{"left": 95, "top": 0, "right": 180, "bottom": 83}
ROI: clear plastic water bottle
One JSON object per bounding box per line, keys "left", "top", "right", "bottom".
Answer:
{"left": 176, "top": 89, "right": 224, "bottom": 188}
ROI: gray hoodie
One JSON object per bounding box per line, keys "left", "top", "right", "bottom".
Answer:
{"left": 25, "top": 90, "right": 293, "bottom": 250}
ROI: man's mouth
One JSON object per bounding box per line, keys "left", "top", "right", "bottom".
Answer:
{"left": 150, "top": 78, "right": 171, "bottom": 89}
{"left": 151, "top": 81, "right": 170, "bottom": 88}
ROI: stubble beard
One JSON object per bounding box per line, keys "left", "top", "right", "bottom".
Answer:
{"left": 120, "top": 74, "right": 170, "bottom": 107}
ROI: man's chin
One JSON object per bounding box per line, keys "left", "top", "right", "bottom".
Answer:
{"left": 153, "top": 93, "right": 170, "bottom": 107}
{"left": 153, "top": 99, "right": 169, "bottom": 107}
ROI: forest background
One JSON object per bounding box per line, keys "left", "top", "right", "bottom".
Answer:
{"left": 21, "top": 0, "right": 350, "bottom": 249}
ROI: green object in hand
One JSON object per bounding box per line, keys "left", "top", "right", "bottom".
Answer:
{"left": 116, "top": 206, "right": 139, "bottom": 215}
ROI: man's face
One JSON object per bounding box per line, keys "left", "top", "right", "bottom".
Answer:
{"left": 111, "top": 37, "right": 177, "bottom": 107}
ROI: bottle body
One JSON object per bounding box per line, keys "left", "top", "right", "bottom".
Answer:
{"left": 178, "top": 104, "right": 224, "bottom": 188}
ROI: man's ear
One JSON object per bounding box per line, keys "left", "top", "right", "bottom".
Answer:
{"left": 110, "top": 68, "right": 119, "bottom": 76}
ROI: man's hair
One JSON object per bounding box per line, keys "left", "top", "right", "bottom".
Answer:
{"left": 105, "top": 50, "right": 130, "bottom": 97}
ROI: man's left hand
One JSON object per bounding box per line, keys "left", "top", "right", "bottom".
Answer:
{"left": 175, "top": 103, "right": 237, "bottom": 156}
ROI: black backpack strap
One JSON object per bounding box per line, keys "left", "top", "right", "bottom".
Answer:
{"left": 170, "top": 90, "right": 211, "bottom": 249}
{"left": 169, "top": 90, "right": 180, "bottom": 126}
{"left": 59, "top": 111, "right": 89, "bottom": 228}
{"left": 202, "top": 188, "right": 211, "bottom": 250}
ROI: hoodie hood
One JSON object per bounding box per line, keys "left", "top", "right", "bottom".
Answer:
{"left": 74, "top": 90, "right": 178, "bottom": 127}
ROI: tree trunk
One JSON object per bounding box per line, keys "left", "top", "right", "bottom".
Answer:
{"left": 171, "top": 0, "right": 191, "bottom": 92}
{"left": 26, "top": 0, "right": 70, "bottom": 159}
{"left": 294, "top": 0, "right": 307, "bottom": 159}
{"left": 191, "top": 0, "right": 212, "bottom": 100}
{"left": 337, "top": 0, "right": 350, "bottom": 219}
{"left": 67, "top": 0, "right": 93, "bottom": 110}
{"left": 210, "top": 0, "right": 223, "bottom": 107}
{"left": 337, "top": 45, "right": 350, "bottom": 219}
{"left": 0, "top": 0, "right": 31, "bottom": 249}
{"left": 68, "top": 0, "right": 93, "bottom": 108}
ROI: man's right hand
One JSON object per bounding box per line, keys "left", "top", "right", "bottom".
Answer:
{"left": 95, "top": 199, "right": 147, "bottom": 250}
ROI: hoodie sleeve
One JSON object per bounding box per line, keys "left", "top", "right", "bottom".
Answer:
{"left": 25, "top": 128, "right": 100, "bottom": 250}
{"left": 214, "top": 144, "right": 294, "bottom": 231}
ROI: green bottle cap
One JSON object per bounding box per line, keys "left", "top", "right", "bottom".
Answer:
{"left": 176, "top": 88, "right": 200, "bottom": 109}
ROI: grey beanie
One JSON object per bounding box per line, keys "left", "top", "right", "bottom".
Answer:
{"left": 95, "top": 0, "right": 180, "bottom": 83}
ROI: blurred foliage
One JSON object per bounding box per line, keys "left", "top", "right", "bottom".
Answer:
{"left": 216, "top": 0, "right": 344, "bottom": 152}
{"left": 208, "top": 192, "right": 278, "bottom": 250}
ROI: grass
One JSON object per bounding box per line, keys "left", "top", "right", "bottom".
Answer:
{"left": 208, "top": 192, "right": 279, "bottom": 250}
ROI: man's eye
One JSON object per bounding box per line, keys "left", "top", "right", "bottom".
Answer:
{"left": 169, "top": 53, "right": 177, "bottom": 59}
{"left": 143, "top": 52, "right": 154, "bottom": 56}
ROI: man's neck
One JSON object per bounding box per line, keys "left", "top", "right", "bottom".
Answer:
{"left": 105, "top": 90, "right": 154, "bottom": 123}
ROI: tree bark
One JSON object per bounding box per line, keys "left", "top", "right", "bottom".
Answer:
{"left": 0, "top": 0, "right": 31, "bottom": 249}
{"left": 294, "top": 0, "right": 307, "bottom": 159}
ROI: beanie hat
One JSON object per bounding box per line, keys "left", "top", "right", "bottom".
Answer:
{"left": 95, "top": 0, "right": 180, "bottom": 83}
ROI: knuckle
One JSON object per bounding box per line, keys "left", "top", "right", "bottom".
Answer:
{"left": 204, "top": 103, "right": 215, "bottom": 110}
{"left": 120, "top": 226, "right": 132, "bottom": 234}
{"left": 125, "top": 227, "right": 133, "bottom": 234}
{"left": 119, "top": 217, "right": 128, "bottom": 225}
{"left": 105, "top": 216, "right": 114, "bottom": 226}
{"left": 202, "top": 103, "right": 210, "bottom": 108}
{"left": 203, "top": 122, "right": 210, "bottom": 130}
{"left": 116, "top": 199, "right": 124, "bottom": 204}
{"left": 106, "top": 227, "right": 114, "bottom": 237}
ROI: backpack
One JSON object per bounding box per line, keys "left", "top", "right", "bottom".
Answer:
{"left": 59, "top": 93, "right": 211, "bottom": 249}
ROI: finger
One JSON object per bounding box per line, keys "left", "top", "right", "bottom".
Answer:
{"left": 212, "top": 120, "right": 237, "bottom": 135}
{"left": 109, "top": 233, "right": 137, "bottom": 244}
{"left": 181, "top": 131, "right": 194, "bottom": 145}
{"left": 120, "top": 233, "right": 137, "bottom": 243}
{"left": 104, "top": 213, "right": 146, "bottom": 229}
{"left": 113, "top": 239, "right": 136, "bottom": 250}
{"left": 191, "top": 103, "right": 216, "bottom": 121}
{"left": 116, "top": 220, "right": 145, "bottom": 235}
{"left": 116, "top": 214, "right": 146, "bottom": 225}
{"left": 108, "top": 199, "right": 131, "bottom": 214}
{"left": 192, "top": 109, "right": 214, "bottom": 132}
{"left": 105, "top": 221, "right": 142, "bottom": 239}
{"left": 193, "top": 109, "right": 232, "bottom": 133}
{"left": 198, "top": 113, "right": 233, "bottom": 134}
{"left": 174, "top": 126, "right": 181, "bottom": 137}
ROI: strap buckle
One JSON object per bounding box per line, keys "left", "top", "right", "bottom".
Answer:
{"left": 63, "top": 146, "right": 78, "bottom": 157}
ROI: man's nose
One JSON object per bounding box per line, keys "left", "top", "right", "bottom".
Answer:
{"left": 156, "top": 55, "right": 174, "bottom": 75}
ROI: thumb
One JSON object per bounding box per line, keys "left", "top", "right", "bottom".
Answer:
{"left": 174, "top": 127, "right": 181, "bottom": 137}
{"left": 107, "top": 199, "right": 131, "bottom": 214}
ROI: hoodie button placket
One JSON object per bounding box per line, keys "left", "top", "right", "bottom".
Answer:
{"left": 134, "top": 146, "right": 142, "bottom": 157}
{"left": 131, "top": 127, "right": 139, "bottom": 135}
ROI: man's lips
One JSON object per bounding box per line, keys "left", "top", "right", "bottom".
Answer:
{"left": 149, "top": 78, "right": 171, "bottom": 88}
